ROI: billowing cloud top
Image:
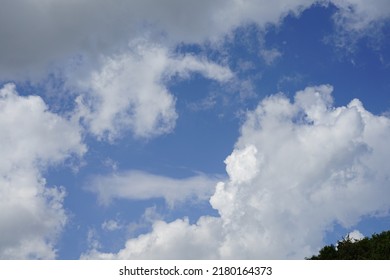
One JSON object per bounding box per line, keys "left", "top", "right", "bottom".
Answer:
{"left": 84, "top": 85, "right": 390, "bottom": 259}
{"left": 0, "top": 0, "right": 389, "bottom": 260}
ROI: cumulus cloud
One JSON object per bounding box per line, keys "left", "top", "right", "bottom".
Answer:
{"left": 2, "top": 0, "right": 389, "bottom": 260}
{"left": 0, "top": 84, "right": 85, "bottom": 169}
{"left": 83, "top": 216, "right": 223, "bottom": 260}
{"left": 0, "top": 84, "right": 85, "bottom": 259}
{"left": 83, "top": 84, "right": 390, "bottom": 259}
{"left": 345, "top": 230, "right": 364, "bottom": 242}
{"left": 85, "top": 170, "right": 221, "bottom": 207}
{"left": 2, "top": 1, "right": 387, "bottom": 142}
{"left": 73, "top": 41, "right": 233, "bottom": 140}
{"left": 224, "top": 145, "right": 260, "bottom": 184}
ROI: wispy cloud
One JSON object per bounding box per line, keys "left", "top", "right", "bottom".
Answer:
{"left": 85, "top": 170, "right": 222, "bottom": 208}
{"left": 260, "top": 48, "right": 282, "bottom": 65}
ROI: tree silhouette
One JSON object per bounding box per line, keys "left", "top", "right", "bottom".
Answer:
{"left": 308, "top": 230, "right": 390, "bottom": 260}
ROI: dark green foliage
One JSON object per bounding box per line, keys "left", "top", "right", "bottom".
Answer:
{"left": 308, "top": 230, "right": 390, "bottom": 260}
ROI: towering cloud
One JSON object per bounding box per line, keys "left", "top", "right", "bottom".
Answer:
{"left": 83, "top": 85, "right": 390, "bottom": 259}
{"left": 1, "top": 1, "right": 389, "bottom": 260}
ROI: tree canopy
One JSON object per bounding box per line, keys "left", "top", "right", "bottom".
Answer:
{"left": 308, "top": 230, "right": 390, "bottom": 260}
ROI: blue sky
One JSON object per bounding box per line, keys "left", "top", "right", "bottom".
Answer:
{"left": 1, "top": 1, "right": 390, "bottom": 259}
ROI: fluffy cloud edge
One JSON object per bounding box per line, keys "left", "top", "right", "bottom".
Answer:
{"left": 0, "top": 83, "right": 85, "bottom": 259}
{"left": 82, "top": 84, "right": 390, "bottom": 259}
{"left": 72, "top": 41, "right": 233, "bottom": 141}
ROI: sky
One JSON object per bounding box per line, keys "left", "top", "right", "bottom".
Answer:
{"left": 0, "top": 0, "right": 390, "bottom": 260}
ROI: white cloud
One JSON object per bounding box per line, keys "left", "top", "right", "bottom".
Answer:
{"left": 224, "top": 145, "right": 260, "bottom": 184}
{"left": 345, "top": 230, "right": 364, "bottom": 242}
{"left": 326, "top": 0, "right": 390, "bottom": 51}
{"left": 0, "top": 84, "right": 86, "bottom": 259}
{"left": 0, "top": 0, "right": 308, "bottom": 78}
{"left": 0, "top": 84, "right": 86, "bottom": 170}
{"left": 83, "top": 84, "right": 390, "bottom": 259}
{"left": 73, "top": 41, "right": 233, "bottom": 140}
{"left": 331, "top": 0, "right": 390, "bottom": 32}
{"left": 2, "top": 1, "right": 387, "bottom": 142}
{"left": 2, "top": 0, "right": 389, "bottom": 260}
{"left": 260, "top": 48, "right": 282, "bottom": 65}
{"left": 85, "top": 170, "right": 221, "bottom": 207}
{"left": 83, "top": 217, "right": 223, "bottom": 260}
